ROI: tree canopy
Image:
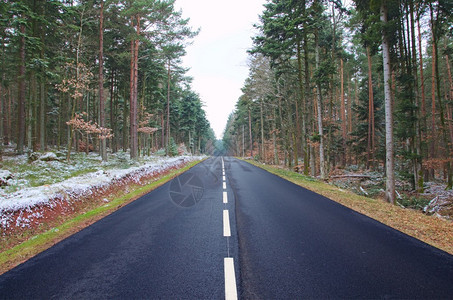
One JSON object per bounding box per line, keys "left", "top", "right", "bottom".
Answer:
{"left": 224, "top": 0, "right": 453, "bottom": 201}
{"left": 0, "top": 0, "right": 216, "bottom": 160}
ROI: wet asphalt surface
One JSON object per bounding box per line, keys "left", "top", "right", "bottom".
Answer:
{"left": 226, "top": 158, "right": 453, "bottom": 299}
{"left": 1, "top": 157, "right": 453, "bottom": 299}
{"left": 0, "top": 156, "right": 235, "bottom": 299}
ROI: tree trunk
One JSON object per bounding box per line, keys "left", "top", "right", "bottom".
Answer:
{"left": 161, "top": 112, "right": 164, "bottom": 149}
{"left": 272, "top": 109, "right": 278, "bottom": 164}
{"left": 17, "top": 23, "right": 26, "bottom": 154}
{"left": 417, "top": 5, "right": 427, "bottom": 134}
{"left": 29, "top": 74, "right": 36, "bottom": 151}
{"left": 315, "top": 28, "right": 326, "bottom": 179}
{"left": 2, "top": 83, "right": 8, "bottom": 146}
{"left": 67, "top": 9, "right": 85, "bottom": 161}
{"left": 129, "top": 16, "right": 139, "bottom": 159}
{"left": 430, "top": 30, "right": 437, "bottom": 177}
{"left": 133, "top": 18, "right": 139, "bottom": 155}
{"left": 0, "top": 83, "right": 3, "bottom": 148}
{"left": 366, "top": 46, "right": 375, "bottom": 169}
{"left": 249, "top": 107, "right": 253, "bottom": 157}
{"left": 166, "top": 59, "right": 171, "bottom": 155}
{"left": 99, "top": 0, "right": 107, "bottom": 161}
{"left": 347, "top": 73, "right": 352, "bottom": 147}
{"left": 123, "top": 92, "right": 128, "bottom": 152}
{"left": 302, "top": 0, "right": 310, "bottom": 175}
{"left": 446, "top": 54, "right": 453, "bottom": 147}
{"left": 381, "top": 3, "right": 395, "bottom": 204}
{"left": 296, "top": 40, "right": 304, "bottom": 167}
{"left": 340, "top": 58, "right": 346, "bottom": 166}
{"left": 260, "top": 100, "right": 265, "bottom": 161}
{"left": 109, "top": 70, "right": 115, "bottom": 152}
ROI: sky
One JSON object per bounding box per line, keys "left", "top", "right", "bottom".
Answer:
{"left": 175, "top": 0, "right": 266, "bottom": 139}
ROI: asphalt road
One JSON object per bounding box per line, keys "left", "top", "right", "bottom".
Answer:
{"left": 226, "top": 157, "right": 453, "bottom": 299}
{"left": 0, "top": 156, "right": 237, "bottom": 299}
{"left": 1, "top": 157, "right": 453, "bottom": 299}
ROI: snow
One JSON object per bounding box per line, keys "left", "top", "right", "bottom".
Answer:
{"left": 39, "top": 152, "right": 59, "bottom": 161}
{"left": 0, "top": 154, "right": 204, "bottom": 229}
{"left": 0, "top": 170, "right": 12, "bottom": 181}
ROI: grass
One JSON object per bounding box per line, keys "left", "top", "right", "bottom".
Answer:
{"left": 0, "top": 159, "right": 203, "bottom": 275}
{"left": 244, "top": 159, "right": 453, "bottom": 256}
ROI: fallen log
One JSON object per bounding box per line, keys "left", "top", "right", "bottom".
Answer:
{"left": 330, "top": 174, "right": 379, "bottom": 179}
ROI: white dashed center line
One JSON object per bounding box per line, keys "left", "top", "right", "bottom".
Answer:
{"left": 224, "top": 258, "right": 238, "bottom": 300}
{"left": 223, "top": 209, "right": 231, "bottom": 237}
{"left": 221, "top": 157, "right": 238, "bottom": 300}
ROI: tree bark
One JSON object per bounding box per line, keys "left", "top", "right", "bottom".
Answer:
{"left": 109, "top": 70, "right": 115, "bottom": 152}
{"left": 381, "top": 2, "right": 395, "bottom": 204}
{"left": 446, "top": 54, "right": 453, "bottom": 147}
{"left": 2, "top": 80, "right": 8, "bottom": 146}
{"left": 366, "top": 46, "right": 375, "bottom": 169}
{"left": 249, "top": 107, "right": 253, "bottom": 157}
{"left": 430, "top": 27, "right": 437, "bottom": 173}
{"left": 17, "top": 23, "right": 26, "bottom": 154}
{"left": 315, "top": 28, "right": 326, "bottom": 179}
{"left": 260, "top": 100, "right": 265, "bottom": 161}
{"left": 166, "top": 59, "right": 171, "bottom": 155}
{"left": 340, "top": 57, "right": 346, "bottom": 166}
{"left": 296, "top": 40, "right": 304, "bottom": 167}
{"left": 99, "top": 0, "right": 107, "bottom": 161}
{"left": 129, "top": 16, "right": 139, "bottom": 159}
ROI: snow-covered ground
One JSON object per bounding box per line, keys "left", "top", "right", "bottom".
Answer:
{"left": 1, "top": 150, "right": 204, "bottom": 229}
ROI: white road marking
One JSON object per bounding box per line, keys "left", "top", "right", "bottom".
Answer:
{"left": 223, "top": 191, "right": 228, "bottom": 204}
{"left": 223, "top": 210, "right": 231, "bottom": 237}
{"left": 221, "top": 157, "right": 237, "bottom": 300}
{"left": 224, "top": 258, "right": 238, "bottom": 300}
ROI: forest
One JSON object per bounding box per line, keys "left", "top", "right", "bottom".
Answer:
{"left": 223, "top": 0, "right": 453, "bottom": 205}
{"left": 0, "top": 0, "right": 216, "bottom": 162}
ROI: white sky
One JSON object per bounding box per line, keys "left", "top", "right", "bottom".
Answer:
{"left": 175, "top": 0, "right": 266, "bottom": 139}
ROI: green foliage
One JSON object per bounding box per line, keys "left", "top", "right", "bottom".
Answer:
{"left": 0, "top": 0, "right": 214, "bottom": 158}
{"left": 398, "top": 195, "right": 430, "bottom": 210}
{"left": 167, "top": 137, "right": 178, "bottom": 157}
{"left": 349, "top": 77, "right": 385, "bottom": 165}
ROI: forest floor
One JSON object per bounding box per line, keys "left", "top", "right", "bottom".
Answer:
{"left": 245, "top": 159, "right": 453, "bottom": 256}
{"left": 0, "top": 145, "right": 205, "bottom": 274}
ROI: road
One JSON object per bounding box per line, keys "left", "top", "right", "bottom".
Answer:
{"left": 1, "top": 157, "right": 453, "bottom": 299}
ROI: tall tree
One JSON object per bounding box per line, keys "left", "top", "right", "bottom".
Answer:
{"left": 17, "top": 17, "right": 26, "bottom": 154}
{"left": 99, "top": 0, "right": 107, "bottom": 161}
{"left": 381, "top": 1, "right": 395, "bottom": 204}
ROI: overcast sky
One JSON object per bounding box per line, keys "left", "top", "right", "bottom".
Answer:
{"left": 175, "top": 0, "right": 266, "bottom": 139}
